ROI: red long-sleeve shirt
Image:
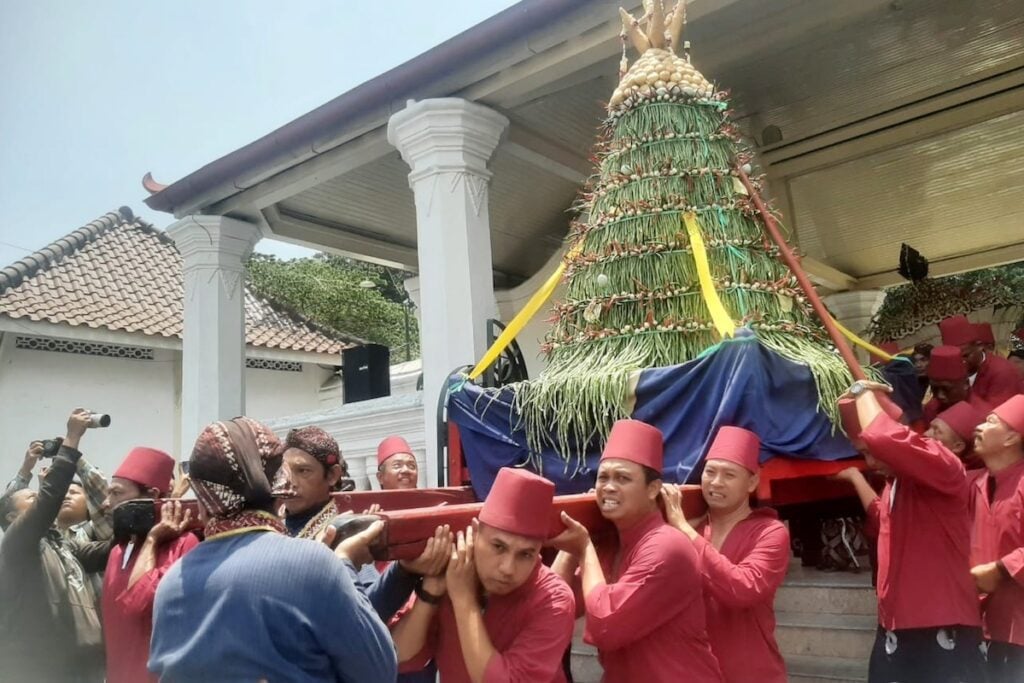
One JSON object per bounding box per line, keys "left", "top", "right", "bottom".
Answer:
{"left": 969, "top": 459, "right": 1024, "bottom": 646}
{"left": 403, "top": 562, "right": 575, "bottom": 682}
{"left": 860, "top": 413, "right": 981, "bottom": 630}
{"left": 585, "top": 511, "right": 723, "bottom": 683}
{"left": 692, "top": 509, "right": 789, "bottom": 683}
{"left": 972, "top": 354, "right": 1024, "bottom": 407}
{"left": 102, "top": 533, "right": 198, "bottom": 683}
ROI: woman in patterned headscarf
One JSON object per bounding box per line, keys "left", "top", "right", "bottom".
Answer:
{"left": 148, "top": 417, "right": 397, "bottom": 683}
{"left": 188, "top": 416, "right": 287, "bottom": 538}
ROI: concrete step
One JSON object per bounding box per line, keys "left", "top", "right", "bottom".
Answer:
{"left": 775, "top": 583, "right": 876, "bottom": 616}
{"left": 775, "top": 565, "right": 876, "bottom": 616}
{"left": 776, "top": 611, "right": 877, "bottom": 661}
{"left": 569, "top": 617, "right": 602, "bottom": 683}
{"left": 786, "top": 654, "right": 868, "bottom": 683}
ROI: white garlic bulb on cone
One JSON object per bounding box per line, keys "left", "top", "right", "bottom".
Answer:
{"left": 609, "top": 0, "right": 715, "bottom": 111}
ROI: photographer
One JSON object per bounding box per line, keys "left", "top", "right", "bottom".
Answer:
{"left": 7, "top": 438, "right": 114, "bottom": 599}
{"left": 0, "top": 408, "right": 113, "bottom": 682}
{"left": 6, "top": 439, "right": 113, "bottom": 544}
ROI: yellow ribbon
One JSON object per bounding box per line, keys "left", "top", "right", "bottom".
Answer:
{"left": 467, "top": 243, "right": 583, "bottom": 380}
{"left": 683, "top": 212, "right": 735, "bottom": 339}
{"left": 831, "top": 317, "right": 897, "bottom": 362}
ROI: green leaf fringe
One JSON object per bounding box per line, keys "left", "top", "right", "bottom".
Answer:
{"left": 492, "top": 93, "right": 868, "bottom": 460}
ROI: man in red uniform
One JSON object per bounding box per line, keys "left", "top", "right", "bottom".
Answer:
{"left": 923, "top": 345, "right": 991, "bottom": 423}
{"left": 926, "top": 400, "right": 988, "bottom": 469}
{"left": 377, "top": 435, "right": 420, "bottom": 490}
{"left": 835, "top": 382, "right": 984, "bottom": 683}
{"left": 552, "top": 419, "right": 723, "bottom": 683}
{"left": 661, "top": 425, "right": 789, "bottom": 683}
{"left": 969, "top": 394, "right": 1024, "bottom": 681}
{"left": 976, "top": 323, "right": 997, "bottom": 353}
{"left": 391, "top": 467, "right": 575, "bottom": 682}
{"left": 941, "top": 315, "right": 1023, "bottom": 406}
{"left": 101, "top": 446, "right": 198, "bottom": 683}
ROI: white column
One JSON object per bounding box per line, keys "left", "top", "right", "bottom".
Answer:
{"left": 168, "top": 215, "right": 262, "bottom": 453}
{"left": 388, "top": 98, "right": 508, "bottom": 485}
{"left": 824, "top": 289, "right": 886, "bottom": 362}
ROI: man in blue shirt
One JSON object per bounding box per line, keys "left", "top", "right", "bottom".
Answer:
{"left": 149, "top": 416, "right": 396, "bottom": 683}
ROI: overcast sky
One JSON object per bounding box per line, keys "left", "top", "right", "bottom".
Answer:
{"left": 0, "top": 0, "right": 520, "bottom": 266}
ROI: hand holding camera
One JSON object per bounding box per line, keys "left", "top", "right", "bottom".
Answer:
{"left": 18, "top": 441, "right": 45, "bottom": 478}
{"left": 63, "top": 408, "right": 93, "bottom": 451}
{"left": 36, "top": 409, "right": 111, "bottom": 456}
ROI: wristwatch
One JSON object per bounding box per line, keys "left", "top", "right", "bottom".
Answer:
{"left": 414, "top": 581, "right": 444, "bottom": 606}
{"left": 849, "top": 380, "right": 869, "bottom": 397}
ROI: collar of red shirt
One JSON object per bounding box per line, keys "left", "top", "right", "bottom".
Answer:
{"left": 617, "top": 510, "right": 664, "bottom": 552}
{"left": 990, "top": 458, "right": 1024, "bottom": 486}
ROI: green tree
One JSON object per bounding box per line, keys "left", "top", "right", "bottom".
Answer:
{"left": 247, "top": 253, "right": 419, "bottom": 360}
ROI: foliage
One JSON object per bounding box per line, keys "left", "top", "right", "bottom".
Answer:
{"left": 869, "top": 262, "right": 1024, "bottom": 342}
{"left": 247, "top": 253, "right": 419, "bottom": 360}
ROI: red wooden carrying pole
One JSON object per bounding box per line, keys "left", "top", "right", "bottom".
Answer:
{"left": 332, "top": 487, "right": 477, "bottom": 513}
{"left": 735, "top": 165, "right": 866, "bottom": 381}
{"left": 367, "top": 487, "right": 707, "bottom": 561}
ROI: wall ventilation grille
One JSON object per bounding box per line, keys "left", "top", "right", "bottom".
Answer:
{"left": 15, "top": 336, "right": 154, "bottom": 360}
{"left": 246, "top": 358, "right": 302, "bottom": 372}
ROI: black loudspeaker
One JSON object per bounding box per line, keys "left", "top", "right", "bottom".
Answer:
{"left": 342, "top": 344, "right": 390, "bottom": 403}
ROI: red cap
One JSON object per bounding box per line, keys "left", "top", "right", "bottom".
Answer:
{"left": 928, "top": 346, "right": 968, "bottom": 381}
{"left": 600, "top": 419, "right": 663, "bottom": 472}
{"left": 114, "top": 447, "right": 175, "bottom": 495}
{"left": 975, "top": 323, "right": 995, "bottom": 346}
{"left": 935, "top": 401, "right": 987, "bottom": 442}
{"left": 939, "top": 315, "right": 978, "bottom": 347}
{"left": 870, "top": 341, "right": 899, "bottom": 365}
{"left": 377, "top": 435, "right": 413, "bottom": 466}
{"left": 478, "top": 467, "right": 555, "bottom": 539}
{"left": 705, "top": 426, "right": 760, "bottom": 473}
{"left": 993, "top": 395, "right": 1024, "bottom": 435}
{"left": 838, "top": 396, "right": 904, "bottom": 441}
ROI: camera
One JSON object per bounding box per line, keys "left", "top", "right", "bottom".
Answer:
{"left": 87, "top": 413, "right": 111, "bottom": 428}
{"left": 40, "top": 437, "right": 64, "bottom": 458}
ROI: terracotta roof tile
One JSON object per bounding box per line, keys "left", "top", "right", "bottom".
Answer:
{"left": 0, "top": 207, "right": 360, "bottom": 355}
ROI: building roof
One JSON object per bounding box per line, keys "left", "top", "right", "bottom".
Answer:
{"left": 0, "top": 207, "right": 360, "bottom": 355}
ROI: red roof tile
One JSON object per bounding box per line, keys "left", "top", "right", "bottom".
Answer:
{"left": 0, "top": 207, "right": 359, "bottom": 355}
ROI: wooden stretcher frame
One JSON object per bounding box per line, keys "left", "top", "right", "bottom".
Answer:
{"left": 349, "top": 485, "right": 706, "bottom": 561}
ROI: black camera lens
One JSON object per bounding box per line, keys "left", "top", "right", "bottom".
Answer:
{"left": 40, "top": 438, "right": 64, "bottom": 458}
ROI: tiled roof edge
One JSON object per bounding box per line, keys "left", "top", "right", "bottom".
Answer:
{"left": 252, "top": 288, "right": 368, "bottom": 348}
{"left": 0, "top": 206, "right": 137, "bottom": 292}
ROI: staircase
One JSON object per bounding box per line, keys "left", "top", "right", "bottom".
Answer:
{"left": 776, "top": 561, "right": 875, "bottom": 682}
{"left": 569, "top": 560, "right": 876, "bottom": 682}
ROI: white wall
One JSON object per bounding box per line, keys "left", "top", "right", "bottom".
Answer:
{"left": 495, "top": 247, "right": 566, "bottom": 380}
{"left": 244, "top": 363, "right": 335, "bottom": 425}
{"left": 0, "top": 332, "right": 340, "bottom": 483}
{"left": 0, "top": 335, "right": 178, "bottom": 479}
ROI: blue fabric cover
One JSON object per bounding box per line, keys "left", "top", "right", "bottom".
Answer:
{"left": 449, "top": 330, "right": 918, "bottom": 499}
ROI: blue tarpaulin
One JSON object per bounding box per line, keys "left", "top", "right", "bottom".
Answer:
{"left": 449, "top": 330, "right": 919, "bottom": 499}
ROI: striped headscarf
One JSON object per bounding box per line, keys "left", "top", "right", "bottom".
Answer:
{"left": 189, "top": 417, "right": 286, "bottom": 538}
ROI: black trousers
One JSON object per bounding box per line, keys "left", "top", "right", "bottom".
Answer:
{"left": 868, "top": 625, "right": 986, "bottom": 683}
{"left": 985, "top": 640, "right": 1024, "bottom": 683}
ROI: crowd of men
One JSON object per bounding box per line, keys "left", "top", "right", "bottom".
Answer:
{"left": 0, "top": 314, "right": 1022, "bottom": 682}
